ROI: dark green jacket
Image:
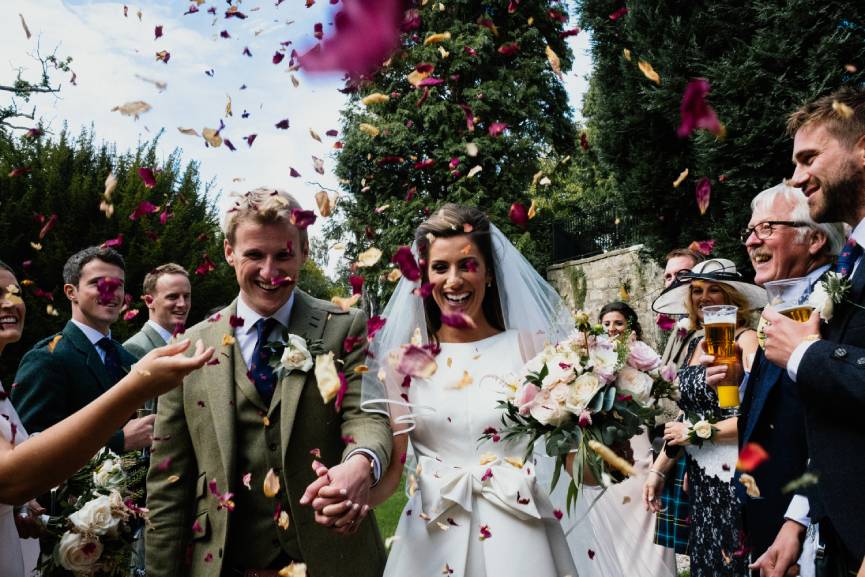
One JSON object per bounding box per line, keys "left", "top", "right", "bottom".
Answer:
{"left": 11, "top": 321, "right": 138, "bottom": 453}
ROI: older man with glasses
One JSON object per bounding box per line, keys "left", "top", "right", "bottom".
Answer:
{"left": 740, "top": 182, "right": 844, "bottom": 575}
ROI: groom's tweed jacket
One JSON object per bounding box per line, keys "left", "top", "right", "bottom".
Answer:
{"left": 145, "top": 290, "right": 391, "bottom": 577}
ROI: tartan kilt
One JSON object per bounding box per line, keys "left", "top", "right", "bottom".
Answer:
{"left": 653, "top": 454, "right": 691, "bottom": 554}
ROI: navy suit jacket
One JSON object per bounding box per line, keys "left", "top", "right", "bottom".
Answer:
{"left": 796, "top": 261, "right": 865, "bottom": 563}
{"left": 738, "top": 348, "right": 808, "bottom": 558}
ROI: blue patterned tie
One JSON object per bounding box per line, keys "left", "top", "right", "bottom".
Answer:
{"left": 250, "top": 318, "right": 279, "bottom": 404}
{"left": 834, "top": 239, "right": 863, "bottom": 277}
{"left": 96, "top": 337, "right": 126, "bottom": 384}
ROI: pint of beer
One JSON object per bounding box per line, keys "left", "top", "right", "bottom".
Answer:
{"left": 703, "top": 305, "right": 739, "bottom": 408}
{"left": 765, "top": 277, "right": 813, "bottom": 322}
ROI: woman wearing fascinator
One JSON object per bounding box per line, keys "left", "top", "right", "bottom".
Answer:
{"left": 333, "top": 204, "right": 578, "bottom": 576}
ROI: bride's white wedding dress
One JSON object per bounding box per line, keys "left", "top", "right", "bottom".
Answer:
{"left": 383, "top": 330, "right": 578, "bottom": 577}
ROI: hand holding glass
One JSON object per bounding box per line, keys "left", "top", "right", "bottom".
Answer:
{"left": 764, "top": 277, "right": 813, "bottom": 322}
{"left": 702, "top": 305, "right": 739, "bottom": 409}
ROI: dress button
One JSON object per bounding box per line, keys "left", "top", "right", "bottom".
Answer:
{"left": 269, "top": 443, "right": 278, "bottom": 451}
{"left": 834, "top": 347, "right": 848, "bottom": 358}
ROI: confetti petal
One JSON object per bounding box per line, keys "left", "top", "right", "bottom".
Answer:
{"left": 356, "top": 247, "right": 383, "bottom": 268}
{"left": 263, "top": 468, "right": 281, "bottom": 497}
{"left": 315, "top": 352, "right": 341, "bottom": 404}
{"left": 638, "top": 60, "right": 661, "bottom": 85}
{"left": 695, "top": 177, "right": 711, "bottom": 215}
{"left": 677, "top": 78, "right": 725, "bottom": 138}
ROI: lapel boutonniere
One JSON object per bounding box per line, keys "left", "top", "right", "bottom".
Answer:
{"left": 808, "top": 272, "right": 861, "bottom": 322}
{"left": 265, "top": 332, "right": 314, "bottom": 377}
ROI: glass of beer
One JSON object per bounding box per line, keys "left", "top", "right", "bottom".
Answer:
{"left": 764, "top": 277, "right": 814, "bottom": 322}
{"left": 702, "top": 304, "right": 740, "bottom": 410}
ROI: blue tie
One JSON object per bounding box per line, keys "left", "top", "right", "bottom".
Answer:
{"left": 96, "top": 337, "right": 126, "bottom": 384}
{"left": 250, "top": 318, "right": 279, "bottom": 405}
{"left": 834, "top": 239, "right": 863, "bottom": 277}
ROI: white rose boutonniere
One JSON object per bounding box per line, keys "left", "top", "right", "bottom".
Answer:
{"left": 807, "top": 281, "right": 835, "bottom": 322}
{"left": 279, "top": 334, "right": 314, "bottom": 373}
{"left": 684, "top": 415, "right": 718, "bottom": 446}
{"left": 692, "top": 420, "right": 713, "bottom": 439}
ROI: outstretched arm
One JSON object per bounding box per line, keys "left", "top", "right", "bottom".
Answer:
{"left": 0, "top": 340, "right": 213, "bottom": 505}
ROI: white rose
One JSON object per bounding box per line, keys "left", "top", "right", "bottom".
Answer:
{"left": 588, "top": 339, "right": 619, "bottom": 384}
{"left": 541, "top": 352, "right": 580, "bottom": 389}
{"left": 565, "top": 373, "right": 603, "bottom": 415}
{"left": 529, "top": 387, "right": 571, "bottom": 426}
{"left": 69, "top": 495, "right": 121, "bottom": 536}
{"left": 616, "top": 366, "right": 655, "bottom": 404}
{"left": 92, "top": 457, "right": 126, "bottom": 489}
{"left": 808, "top": 284, "right": 833, "bottom": 321}
{"left": 676, "top": 317, "right": 692, "bottom": 332}
{"left": 280, "top": 334, "right": 313, "bottom": 372}
{"left": 57, "top": 531, "right": 103, "bottom": 573}
{"left": 692, "top": 420, "right": 713, "bottom": 440}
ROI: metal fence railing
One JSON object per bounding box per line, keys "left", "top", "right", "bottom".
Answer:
{"left": 551, "top": 206, "right": 641, "bottom": 263}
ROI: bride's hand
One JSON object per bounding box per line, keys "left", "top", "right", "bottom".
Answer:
{"left": 642, "top": 471, "right": 665, "bottom": 512}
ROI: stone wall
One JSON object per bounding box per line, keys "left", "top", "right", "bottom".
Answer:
{"left": 547, "top": 244, "right": 666, "bottom": 348}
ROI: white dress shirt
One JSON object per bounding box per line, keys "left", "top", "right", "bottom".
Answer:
{"left": 147, "top": 320, "right": 173, "bottom": 345}
{"left": 70, "top": 319, "right": 112, "bottom": 363}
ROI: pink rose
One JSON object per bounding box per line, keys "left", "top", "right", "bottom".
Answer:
{"left": 515, "top": 383, "right": 540, "bottom": 416}
{"left": 660, "top": 362, "right": 677, "bottom": 383}
{"left": 626, "top": 340, "right": 661, "bottom": 372}
{"left": 529, "top": 388, "right": 570, "bottom": 426}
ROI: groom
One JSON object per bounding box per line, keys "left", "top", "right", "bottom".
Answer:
{"left": 145, "top": 187, "right": 391, "bottom": 577}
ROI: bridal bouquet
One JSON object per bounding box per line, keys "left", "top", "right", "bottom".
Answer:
{"left": 37, "top": 449, "right": 148, "bottom": 577}
{"left": 485, "top": 313, "right": 677, "bottom": 507}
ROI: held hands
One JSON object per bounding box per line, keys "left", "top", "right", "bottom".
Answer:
{"left": 300, "top": 454, "right": 373, "bottom": 534}
{"left": 14, "top": 499, "right": 45, "bottom": 539}
{"left": 762, "top": 307, "right": 821, "bottom": 368}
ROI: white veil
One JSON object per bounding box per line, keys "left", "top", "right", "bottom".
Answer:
{"left": 360, "top": 223, "right": 574, "bottom": 434}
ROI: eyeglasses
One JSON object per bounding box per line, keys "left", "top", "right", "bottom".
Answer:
{"left": 740, "top": 221, "right": 808, "bottom": 244}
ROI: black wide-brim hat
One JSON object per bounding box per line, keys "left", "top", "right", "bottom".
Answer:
{"left": 652, "top": 258, "right": 768, "bottom": 315}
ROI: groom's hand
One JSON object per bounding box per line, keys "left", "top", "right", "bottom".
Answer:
{"left": 301, "top": 455, "right": 373, "bottom": 534}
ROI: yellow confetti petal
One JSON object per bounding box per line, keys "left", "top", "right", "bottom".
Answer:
{"left": 111, "top": 101, "right": 152, "bottom": 119}
{"left": 479, "top": 453, "right": 497, "bottom": 465}
{"left": 446, "top": 357, "right": 453, "bottom": 368}
{"left": 833, "top": 100, "right": 854, "bottom": 119}
{"left": 202, "top": 127, "right": 223, "bottom": 148}
{"left": 407, "top": 473, "right": 417, "bottom": 497}
{"left": 638, "top": 60, "right": 661, "bottom": 85}
{"left": 450, "top": 370, "right": 473, "bottom": 389}
{"left": 387, "top": 269, "right": 402, "bottom": 282}
{"left": 438, "top": 46, "right": 449, "bottom": 58}
{"left": 278, "top": 563, "right": 307, "bottom": 577}
{"left": 361, "top": 93, "right": 390, "bottom": 106}
{"left": 545, "top": 45, "right": 562, "bottom": 79}
{"left": 465, "top": 142, "right": 479, "bottom": 157}
{"left": 104, "top": 172, "right": 118, "bottom": 199}
{"left": 309, "top": 129, "right": 322, "bottom": 142}
{"left": 167, "top": 475, "right": 181, "bottom": 484}
{"left": 424, "top": 32, "right": 451, "bottom": 45}
{"left": 315, "top": 190, "right": 333, "bottom": 217}
{"left": 408, "top": 69, "right": 431, "bottom": 87}
{"left": 277, "top": 510, "right": 291, "bottom": 530}
{"left": 528, "top": 199, "right": 538, "bottom": 220}
{"left": 739, "top": 473, "right": 760, "bottom": 498}
{"left": 225, "top": 94, "right": 232, "bottom": 117}
{"left": 30, "top": 242, "right": 42, "bottom": 251}
{"left": 467, "top": 165, "right": 482, "bottom": 178}
{"left": 47, "top": 334, "right": 63, "bottom": 352}
{"left": 222, "top": 334, "right": 236, "bottom": 346}
{"left": 315, "top": 352, "right": 340, "bottom": 404}
{"left": 46, "top": 304, "right": 59, "bottom": 317}
{"left": 353, "top": 365, "right": 369, "bottom": 374}
{"left": 358, "top": 123, "right": 380, "bottom": 137}
{"left": 504, "top": 457, "right": 524, "bottom": 469}
{"left": 263, "top": 468, "right": 281, "bottom": 497}
{"left": 623, "top": 48, "right": 632, "bottom": 61}
{"left": 291, "top": 74, "right": 300, "bottom": 88}
{"left": 356, "top": 247, "right": 383, "bottom": 268}
{"left": 673, "top": 168, "right": 689, "bottom": 188}
{"left": 332, "top": 294, "right": 360, "bottom": 311}
{"left": 263, "top": 416, "right": 271, "bottom": 427}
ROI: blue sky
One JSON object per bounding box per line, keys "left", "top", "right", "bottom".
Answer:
{"left": 2, "top": 0, "right": 591, "bottom": 258}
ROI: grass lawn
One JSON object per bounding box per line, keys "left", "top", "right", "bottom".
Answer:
{"left": 374, "top": 475, "right": 408, "bottom": 540}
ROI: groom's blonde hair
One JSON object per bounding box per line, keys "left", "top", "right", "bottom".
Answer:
{"left": 222, "top": 187, "right": 309, "bottom": 254}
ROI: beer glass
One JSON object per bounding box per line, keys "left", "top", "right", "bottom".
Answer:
{"left": 764, "top": 277, "right": 813, "bottom": 322}
{"left": 702, "top": 304, "right": 739, "bottom": 410}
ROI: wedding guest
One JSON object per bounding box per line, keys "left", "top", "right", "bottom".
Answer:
{"left": 739, "top": 182, "right": 844, "bottom": 569}
{"left": 655, "top": 247, "right": 705, "bottom": 562}
{"left": 12, "top": 247, "right": 152, "bottom": 455}
{"left": 334, "top": 204, "right": 577, "bottom": 577}
{"left": 0, "top": 259, "right": 214, "bottom": 577}
{"left": 757, "top": 86, "right": 865, "bottom": 576}
{"left": 146, "top": 188, "right": 391, "bottom": 577}
{"left": 124, "top": 263, "right": 191, "bottom": 359}
{"left": 646, "top": 258, "right": 766, "bottom": 577}
{"left": 599, "top": 300, "right": 642, "bottom": 339}
{"left": 557, "top": 300, "right": 675, "bottom": 576}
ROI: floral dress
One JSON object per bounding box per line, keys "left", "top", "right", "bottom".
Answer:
{"left": 677, "top": 339, "right": 747, "bottom": 577}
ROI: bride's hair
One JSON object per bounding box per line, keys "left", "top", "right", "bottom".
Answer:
{"left": 414, "top": 204, "right": 505, "bottom": 341}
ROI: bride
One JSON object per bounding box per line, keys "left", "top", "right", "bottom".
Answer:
{"left": 358, "top": 204, "right": 577, "bottom": 576}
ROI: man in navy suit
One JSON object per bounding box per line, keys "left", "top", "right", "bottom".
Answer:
{"left": 740, "top": 182, "right": 844, "bottom": 568}
{"left": 760, "top": 86, "right": 865, "bottom": 576}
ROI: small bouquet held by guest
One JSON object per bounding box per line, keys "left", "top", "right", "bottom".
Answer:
{"left": 486, "top": 312, "right": 677, "bottom": 508}
{"left": 37, "top": 449, "right": 148, "bottom": 577}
